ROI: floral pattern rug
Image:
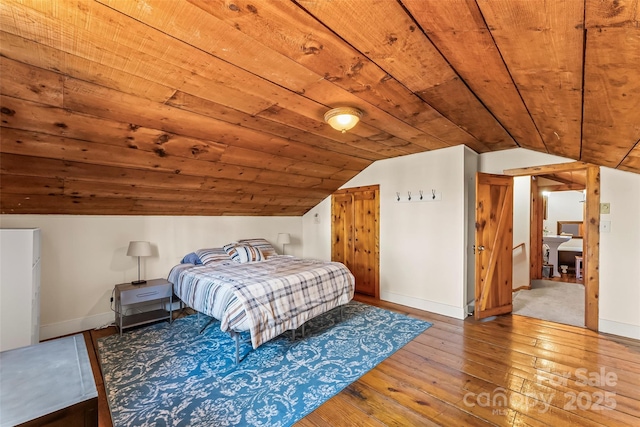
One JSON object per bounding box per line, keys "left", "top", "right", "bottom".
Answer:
{"left": 98, "top": 301, "right": 432, "bottom": 426}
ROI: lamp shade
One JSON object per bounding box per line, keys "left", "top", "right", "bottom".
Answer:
{"left": 126, "top": 241, "right": 152, "bottom": 257}
{"left": 277, "top": 233, "right": 291, "bottom": 245}
{"left": 324, "top": 107, "right": 363, "bottom": 133}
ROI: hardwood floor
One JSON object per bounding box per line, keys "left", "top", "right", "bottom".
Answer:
{"left": 84, "top": 296, "right": 640, "bottom": 426}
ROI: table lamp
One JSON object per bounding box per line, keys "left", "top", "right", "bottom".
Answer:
{"left": 127, "top": 241, "right": 152, "bottom": 285}
{"left": 277, "top": 233, "right": 291, "bottom": 255}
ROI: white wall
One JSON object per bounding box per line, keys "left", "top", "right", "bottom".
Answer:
{"left": 464, "top": 148, "right": 478, "bottom": 307}
{"left": 4, "top": 148, "right": 637, "bottom": 341}
{"left": 302, "top": 198, "right": 332, "bottom": 261}
{"left": 599, "top": 168, "right": 640, "bottom": 339}
{"left": 512, "top": 176, "right": 531, "bottom": 289}
{"left": 303, "top": 145, "right": 474, "bottom": 319}
{"left": 480, "top": 148, "right": 640, "bottom": 339}
{"left": 303, "top": 146, "right": 640, "bottom": 339}
{"left": 0, "top": 215, "right": 301, "bottom": 340}
{"left": 545, "top": 190, "right": 584, "bottom": 250}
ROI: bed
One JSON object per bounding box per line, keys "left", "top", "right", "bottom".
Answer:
{"left": 168, "top": 239, "right": 355, "bottom": 362}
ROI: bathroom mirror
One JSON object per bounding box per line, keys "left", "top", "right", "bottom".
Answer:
{"left": 557, "top": 221, "right": 583, "bottom": 238}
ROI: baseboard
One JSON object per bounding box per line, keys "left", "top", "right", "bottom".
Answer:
{"left": 39, "top": 300, "right": 184, "bottom": 341}
{"left": 599, "top": 319, "right": 640, "bottom": 340}
{"left": 512, "top": 285, "right": 532, "bottom": 292}
{"left": 381, "top": 290, "right": 466, "bottom": 320}
{"left": 39, "top": 311, "right": 115, "bottom": 341}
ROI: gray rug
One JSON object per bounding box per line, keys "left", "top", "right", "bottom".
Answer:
{"left": 513, "top": 280, "right": 584, "bottom": 327}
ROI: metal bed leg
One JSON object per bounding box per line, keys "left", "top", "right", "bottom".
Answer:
{"left": 340, "top": 305, "right": 344, "bottom": 322}
{"left": 199, "top": 316, "right": 215, "bottom": 334}
{"left": 231, "top": 331, "right": 240, "bottom": 365}
{"left": 301, "top": 323, "right": 306, "bottom": 338}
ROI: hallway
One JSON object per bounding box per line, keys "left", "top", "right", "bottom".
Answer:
{"left": 512, "top": 279, "right": 584, "bottom": 327}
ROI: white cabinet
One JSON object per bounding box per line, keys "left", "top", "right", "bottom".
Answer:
{"left": 0, "top": 228, "right": 41, "bottom": 352}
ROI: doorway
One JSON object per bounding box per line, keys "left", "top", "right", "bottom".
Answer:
{"left": 504, "top": 162, "right": 600, "bottom": 331}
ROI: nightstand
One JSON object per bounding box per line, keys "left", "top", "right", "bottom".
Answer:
{"left": 114, "top": 278, "right": 173, "bottom": 336}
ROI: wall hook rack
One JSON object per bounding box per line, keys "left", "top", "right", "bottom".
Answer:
{"left": 395, "top": 189, "right": 442, "bottom": 203}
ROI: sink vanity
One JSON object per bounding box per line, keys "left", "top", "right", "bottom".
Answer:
{"left": 543, "top": 235, "right": 572, "bottom": 277}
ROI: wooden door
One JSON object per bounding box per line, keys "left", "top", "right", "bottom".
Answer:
{"left": 332, "top": 185, "right": 379, "bottom": 298}
{"left": 332, "top": 192, "right": 354, "bottom": 273}
{"left": 475, "top": 173, "right": 513, "bottom": 320}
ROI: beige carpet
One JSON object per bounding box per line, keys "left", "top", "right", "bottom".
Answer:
{"left": 512, "top": 279, "right": 585, "bottom": 327}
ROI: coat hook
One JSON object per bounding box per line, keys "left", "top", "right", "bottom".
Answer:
{"left": 432, "top": 189, "right": 436, "bottom": 200}
{"left": 396, "top": 192, "right": 400, "bottom": 202}
{"left": 419, "top": 190, "right": 423, "bottom": 200}
{"left": 407, "top": 191, "right": 412, "bottom": 201}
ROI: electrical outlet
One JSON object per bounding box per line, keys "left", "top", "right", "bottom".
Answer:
{"left": 600, "top": 203, "right": 611, "bottom": 214}
{"left": 600, "top": 221, "right": 611, "bottom": 233}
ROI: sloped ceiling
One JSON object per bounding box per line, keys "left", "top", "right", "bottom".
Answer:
{"left": 0, "top": 0, "right": 638, "bottom": 215}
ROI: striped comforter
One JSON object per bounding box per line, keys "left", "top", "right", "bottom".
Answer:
{"left": 168, "top": 256, "right": 355, "bottom": 349}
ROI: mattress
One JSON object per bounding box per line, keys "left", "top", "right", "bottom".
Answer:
{"left": 168, "top": 255, "right": 355, "bottom": 348}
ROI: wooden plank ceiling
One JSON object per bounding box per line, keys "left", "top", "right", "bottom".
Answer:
{"left": 0, "top": 0, "right": 638, "bottom": 216}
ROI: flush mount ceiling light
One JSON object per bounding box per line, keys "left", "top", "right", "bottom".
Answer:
{"left": 324, "top": 107, "right": 363, "bottom": 133}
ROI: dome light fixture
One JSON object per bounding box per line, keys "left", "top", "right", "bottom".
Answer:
{"left": 324, "top": 107, "right": 363, "bottom": 133}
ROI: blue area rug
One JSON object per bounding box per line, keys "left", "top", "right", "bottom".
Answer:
{"left": 97, "top": 301, "right": 432, "bottom": 426}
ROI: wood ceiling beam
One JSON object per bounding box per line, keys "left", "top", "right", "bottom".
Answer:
{"left": 503, "top": 161, "right": 593, "bottom": 177}
{"left": 538, "top": 184, "right": 586, "bottom": 192}
{"left": 537, "top": 169, "right": 586, "bottom": 187}
{"left": 538, "top": 174, "right": 582, "bottom": 187}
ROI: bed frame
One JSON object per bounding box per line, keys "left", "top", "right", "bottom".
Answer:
{"left": 196, "top": 306, "right": 346, "bottom": 364}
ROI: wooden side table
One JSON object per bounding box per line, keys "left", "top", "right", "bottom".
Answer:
{"left": 114, "top": 278, "right": 173, "bottom": 336}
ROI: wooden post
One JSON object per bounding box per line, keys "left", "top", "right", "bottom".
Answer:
{"left": 530, "top": 177, "right": 543, "bottom": 280}
{"left": 584, "top": 166, "right": 600, "bottom": 331}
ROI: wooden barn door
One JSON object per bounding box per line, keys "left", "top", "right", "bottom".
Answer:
{"left": 332, "top": 185, "right": 380, "bottom": 298}
{"left": 475, "top": 173, "right": 513, "bottom": 320}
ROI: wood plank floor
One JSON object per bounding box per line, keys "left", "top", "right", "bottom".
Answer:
{"left": 84, "top": 295, "right": 640, "bottom": 426}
